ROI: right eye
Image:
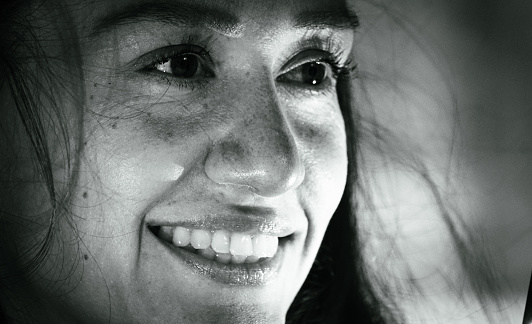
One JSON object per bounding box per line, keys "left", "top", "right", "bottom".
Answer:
{"left": 154, "top": 53, "right": 209, "bottom": 78}
{"left": 137, "top": 44, "right": 215, "bottom": 81}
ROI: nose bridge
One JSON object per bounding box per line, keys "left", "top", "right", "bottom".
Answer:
{"left": 204, "top": 80, "right": 305, "bottom": 197}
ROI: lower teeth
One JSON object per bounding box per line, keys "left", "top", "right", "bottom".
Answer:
{"left": 215, "top": 252, "right": 232, "bottom": 264}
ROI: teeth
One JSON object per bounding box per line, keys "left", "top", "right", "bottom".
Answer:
{"left": 211, "top": 230, "right": 230, "bottom": 253}
{"left": 159, "top": 226, "right": 174, "bottom": 242}
{"left": 231, "top": 255, "right": 247, "bottom": 264}
{"left": 215, "top": 252, "right": 232, "bottom": 264}
{"left": 190, "top": 229, "right": 211, "bottom": 249}
{"left": 164, "top": 226, "right": 280, "bottom": 263}
{"left": 198, "top": 246, "right": 216, "bottom": 260}
{"left": 252, "top": 234, "right": 278, "bottom": 257}
{"left": 245, "top": 255, "right": 259, "bottom": 263}
{"left": 230, "top": 233, "right": 253, "bottom": 256}
{"left": 173, "top": 227, "right": 190, "bottom": 247}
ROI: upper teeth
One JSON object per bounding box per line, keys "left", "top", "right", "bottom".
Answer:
{"left": 158, "top": 226, "right": 279, "bottom": 262}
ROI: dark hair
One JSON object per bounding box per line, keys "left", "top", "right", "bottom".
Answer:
{"left": 286, "top": 74, "right": 396, "bottom": 323}
{"left": 0, "top": 0, "right": 507, "bottom": 323}
{"left": 0, "top": 0, "right": 85, "bottom": 322}
{"left": 0, "top": 2, "right": 392, "bottom": 322}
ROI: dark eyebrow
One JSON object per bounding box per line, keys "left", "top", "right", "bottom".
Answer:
{"left": 90, "top": 1, "right": 243, "bottom": 37}
{"left": 294, "top": 9, "right": 360, "bottom": 30}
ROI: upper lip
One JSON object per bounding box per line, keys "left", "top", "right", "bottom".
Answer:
{"left": 145, "top": 204, "right": 299, "bottom": 237}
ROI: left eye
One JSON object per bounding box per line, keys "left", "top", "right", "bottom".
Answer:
{"left": 278, "top": 62, "right": 330, "bottom": 86}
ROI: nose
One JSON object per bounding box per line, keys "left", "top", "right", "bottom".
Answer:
{"left": 204, "top": 89, "right": 305, "bottom": 197}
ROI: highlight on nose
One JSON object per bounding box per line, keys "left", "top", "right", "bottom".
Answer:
{"left": 204, "top": 128, "right": 305, "bottom": 197}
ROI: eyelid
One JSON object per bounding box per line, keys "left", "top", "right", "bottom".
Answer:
{"left": 130, "top": 44, "right": 215, "bottom": 73}
{"left": 278, "top": 49, "right": 340, "bottom": 76}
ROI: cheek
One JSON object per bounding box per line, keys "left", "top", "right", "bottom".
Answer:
{"left": 76, "top": 129, "right": 188, "bottom": 236}
{"left": 301, "top": 133, "right": 347, "bottom": 228}
{"left": 291, "top": 99, "right": 348, "bottom": 229}
{"left": 81, "top": 82, "right": 196, "bottom": 204}
{"left": 77, "top": 87, "right": 216, "bottom": 231}
{"left": 85, "top": 142, "right": 185, "bottom": 199}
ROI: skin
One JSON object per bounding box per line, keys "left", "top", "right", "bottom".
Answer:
{"left": 0, "top": 0, "right": 354, "bottom": 323}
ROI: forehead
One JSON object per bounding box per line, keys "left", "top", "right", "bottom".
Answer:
{"left": 70, "top": 0, "right": 357, "bottom": 39}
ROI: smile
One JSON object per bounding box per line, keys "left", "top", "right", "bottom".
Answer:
{"left": 147, "top": 224, "right": 291, "bottom": 286}
{"left": 150, "top": 225, "right": 279, "bottom": 264}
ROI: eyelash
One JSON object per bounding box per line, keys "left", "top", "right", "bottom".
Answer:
{"left": 291, "top": 36, "right": 356, "bottom": 78}
{"left": 275, "top": 40, "right": 355, "bottom": 96}
{"left": 326, "top": 55, "right": 356, "bottom": 79}
{"left": 137, "top": 38, "right": 355, "bottom": 92}
{"left": 137, "top": 36, "right": 215, "bottom": 90}
{"left": 282, "top": 51, "right": 354, "bottom": 81}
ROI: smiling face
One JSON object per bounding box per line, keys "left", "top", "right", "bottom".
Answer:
{"left": 1, "top": 0, "right": 355, "bottom": 322}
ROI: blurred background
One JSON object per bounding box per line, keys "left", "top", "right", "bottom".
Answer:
{"left": 352, "top": 0, "right": 531, "bottom": 322}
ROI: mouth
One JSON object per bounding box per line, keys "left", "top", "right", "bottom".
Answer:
{"left": 147, "top": 224, "right": 290, "bottom": 285}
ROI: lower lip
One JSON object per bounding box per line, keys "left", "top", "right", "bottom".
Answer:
{"left": 145, "top": 225, "right": 286, "bottom": 286}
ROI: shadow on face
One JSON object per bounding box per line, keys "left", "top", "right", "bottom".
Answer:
{"left": 0, "top": 0, "right": 356, "bottom": 322}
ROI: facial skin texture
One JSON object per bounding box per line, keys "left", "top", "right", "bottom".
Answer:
{"left": 1, "top": 0, "right": 354, "bottom": 323}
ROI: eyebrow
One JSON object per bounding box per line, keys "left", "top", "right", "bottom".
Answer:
{"left": 294, "top": 9, "right": 360, "bottom": 30}
{"left": 90, "top": 2, "right": 360, "bottom": 38}
{"left": 90, "top": 2, "right": 243, "bottom": 37}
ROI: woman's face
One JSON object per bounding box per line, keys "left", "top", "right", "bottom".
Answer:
{"left": 5, "top": 0, "right": 355, "bottom": 322}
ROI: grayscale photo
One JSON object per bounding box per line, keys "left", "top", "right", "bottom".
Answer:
{"left": 0, "top": 0, "right": 530, "bottom": 323}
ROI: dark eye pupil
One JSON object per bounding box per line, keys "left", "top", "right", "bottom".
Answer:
{"left": 171, "top": 54, "right": 199, "bottom": 78}
{"left": 302, "top": 62, "right": 326, "bottom": 85}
